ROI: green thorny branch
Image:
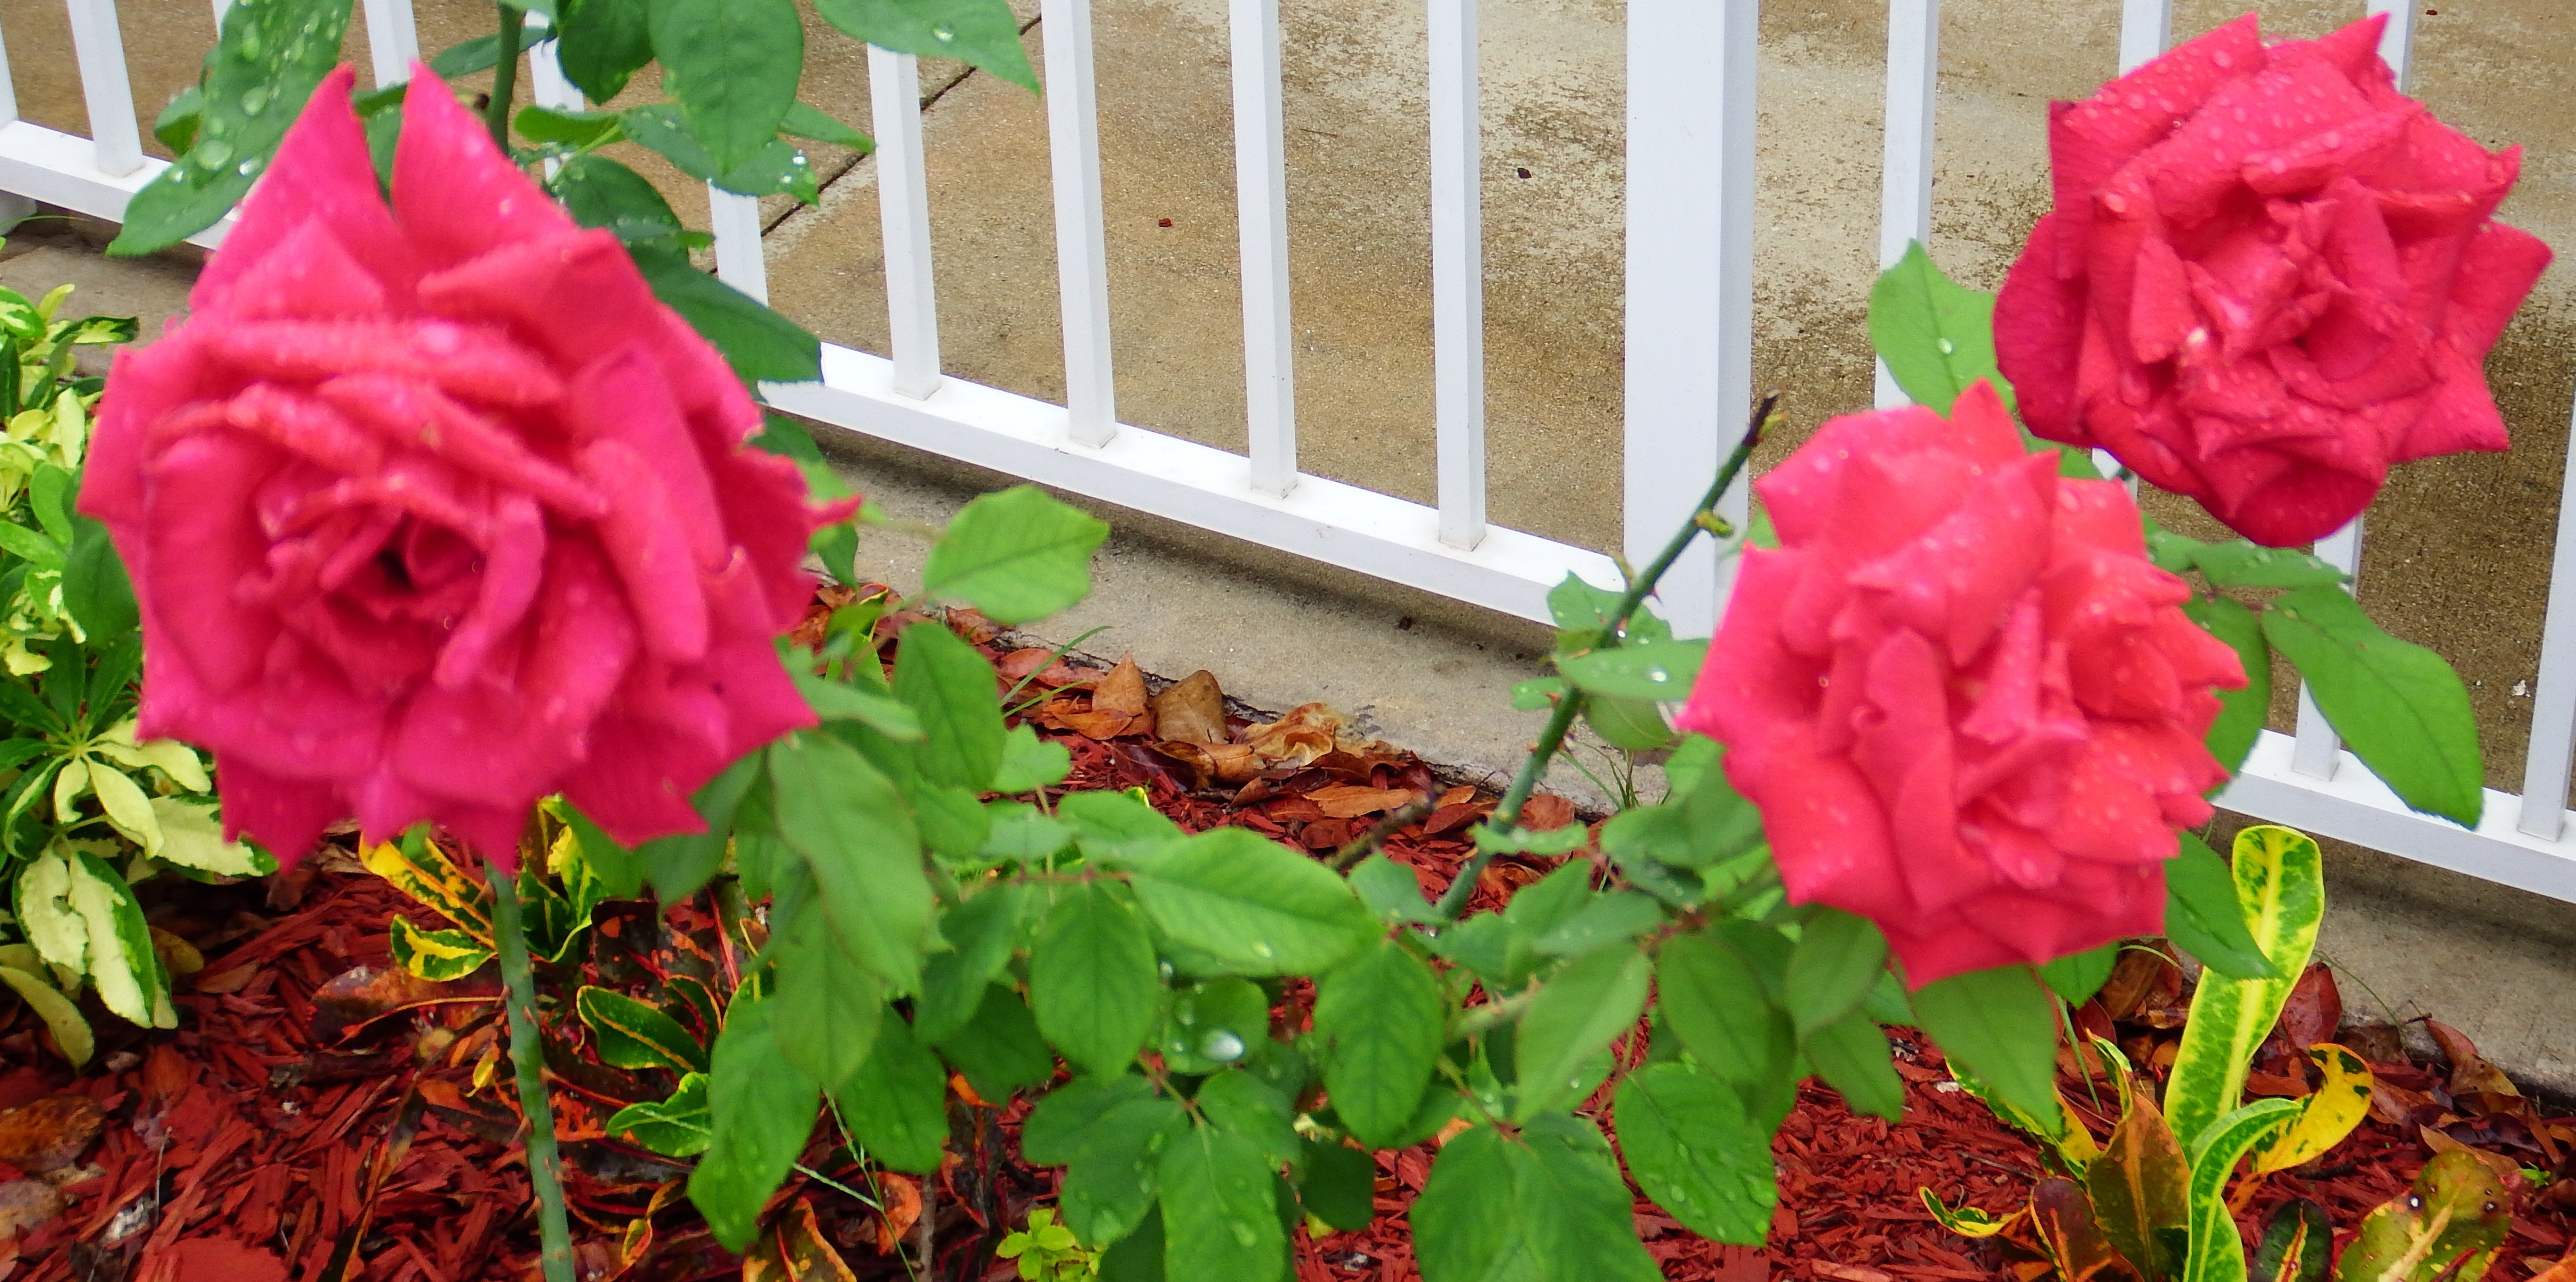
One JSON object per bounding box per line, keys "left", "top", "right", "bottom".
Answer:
{"left": 1429, "top": 392, "right": 1781, "bottom": 921}
{"left": 485, "top": 860, "right": 577, "bottom": 1282}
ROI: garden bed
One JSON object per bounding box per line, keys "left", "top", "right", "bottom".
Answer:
{"left": 0, "top": 612, "right": 2570, "bottom": 1282}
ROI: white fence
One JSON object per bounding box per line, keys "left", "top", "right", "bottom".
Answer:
{"left": 2, "top": 0, "right": 2575, "bottom": 907}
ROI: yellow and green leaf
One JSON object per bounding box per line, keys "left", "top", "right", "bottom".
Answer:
{"left": 2249, "top": 1046, "right": 2374, "bottom": 1175}
{"left": 2332, "top": 1150, "right": 2511, "bottom": 1282}
{"left": 389, "top": 915, "right": 498, "bottom": 982}
{"left": 2166, "top": 825, "right": 2325, "bottom": 1151}
{"left": 579, "top": 984, "right": 711, "bottom": 1073}
{"left": 2183, "top": 1098, "right": 2300, "bottom": 1282}
{"left": 362, "top": 830, "right": 494, "bottom": 940}
{"left": 1919, "top": 1188, "right": 2019, "bottom": 1239}
{"left": 0, "top": 962, "right": 91, "bottom": 1067}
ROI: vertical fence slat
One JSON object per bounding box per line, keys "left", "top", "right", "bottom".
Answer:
{"left": 2118, "top": 0, "right": 2171, "bottom": 75}
{"left": 1624, "top": 0, "right": 1755, "bottom": 638}
{"left": 2365, "top": 0, "right": 2417, "bottom": 88}
{"left": 0, "top": 13, "right": 19, "bottom": 126}
{"left": 63, "top": 0, "right": 141, "bottom": 176}
{"left": 2519, "top": 396, "right": 2576, "bottom": 837}
{"left": 870, "top": 46, "right": 942, "bottom": 400}
{"left": 1873, "top": 0, "right": 1937, "bottom": 410}
{"left": 360, "top": 0, "right": 420, "bottom": 87}
{"left": 709, "top": 189, "right": 769, "bottom": 304}
{"left": 1042, "top": 0, "right": 1117, "bottom": 448}
{"left": 1429, "top": 0, "right": 1484, "bottom": 547}
{"left": 528, "top": 19, "right": 579, "bottom": 111}
{"left": 210, "top": 0, "right": 230, "bottom": 25}
{"left": 2290, "top": 518, "right": 2366, "bottom": 778}
{"left": 1229, "top": 0, "right": 1298, "bottom": 497}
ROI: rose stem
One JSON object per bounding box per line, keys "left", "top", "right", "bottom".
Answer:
{"left": 486, "top": 5, "right": 526, "bottom": 152}
{"left": 484, "top": 860, "right": 577, "bottom": 1282}
{"left": 1428, "top": 391, "right": 1778, "bottom": 922}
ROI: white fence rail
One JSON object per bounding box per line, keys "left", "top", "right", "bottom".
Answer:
{"left": 3, "top": 0, "right": 2574, "bottom": 906}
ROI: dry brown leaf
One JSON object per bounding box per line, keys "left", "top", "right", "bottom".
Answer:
{"left": 0, "top": 1095, "right": 103, "bottom": 1173}
{"left": 2429, "top": 1019, "right": 2521, "bottom": 1100}
{"left": 1242, "top": 703, "right": 1344, "bottom": 767}
{"left": 1152, "top": 670, "right": 1230, "bottom": 744}
{"left": 1520, "top": 794, "right": 1576, "bottom": 832}
{"left": 1424, "top": 801, "right": 1490, "bottom": 837}
{"left": 2370, "top": 1079, "right": 2431, "bottom": 1126}
{"left": 1158, "top": 741, "right": 1262, "bottom": 787}
{"left": 1094, "top": 655, "right": 1151, "bottom": 719}
{"left": 1435, "top": 785, "right": 1477, "bottom": 807}
{"left": 1307, "top": 785, "right": 1418, "bottom": 820}
{"left": 869, "top": 1174, "right": 925, "bottom": 1254}
{"left": 997, "top": 648, "right": 1081, "bottom": 689}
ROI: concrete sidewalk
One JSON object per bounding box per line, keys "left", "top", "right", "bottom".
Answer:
{"left": 2, "top": 0, "right": 2573, "bottom": 1094}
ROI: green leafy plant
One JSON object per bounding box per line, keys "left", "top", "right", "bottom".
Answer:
{"left": 996, "top": 1207, "right": 1101, "bottom": 1281}
{"left": 0, "top": 280, "right": 262, "bottom": 1065}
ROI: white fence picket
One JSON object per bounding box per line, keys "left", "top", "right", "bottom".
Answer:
{"left": 1874, "top": 0, "right": 1938, "bottom": 411}
{"left": 1041, "top": 0, "right": 1118, "bottom": 449}
{"left": 359, "top": 0, "right": 419, "bottom": 87}
{"left": 1229, "top": 0, "right": 1298, "bottom": 498}
{"left": 709, "top": 190, "right": 769, "bottom": 304}
{"left": 2118, "top": 0, "right": 2171, "bottom": 74}
{"left": 1428, "top": 0, "right": 1485, "bottom": 549}
{"left": 869, "top": 46, "right": 941, "bottom": 401}
{"left": 2521, "top": 398, "right": 2576, "bottom": 841}
{"left": 1623, "top": 0, "right": 1755, "bottom": 639}
{"left": 63, "top": 0, "right": 141, "bottom": 177}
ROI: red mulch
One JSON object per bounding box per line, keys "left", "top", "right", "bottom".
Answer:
{"left": 2, "top": 608, "right": 2571, "bottom": 1281}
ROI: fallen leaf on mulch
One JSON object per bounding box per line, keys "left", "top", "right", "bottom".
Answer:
{"left": 1151, "top": 669, "right": 1230, "bottom": 743}
{"left": 0, "top": 1095, "right": 102, "bottom": 1173}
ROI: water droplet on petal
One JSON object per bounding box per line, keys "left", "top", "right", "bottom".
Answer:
{"left": 1201, "top": 1030, "right": 1245, "bottom": 1062}
{"left": 1935, "top": 337, "right": 1956, "bottom": 355}
{"left": 1252, "top": 941, "right": 1274, "bottom": 959}
{"left": 933, "top": 23, "right": 957, "bottom": 41}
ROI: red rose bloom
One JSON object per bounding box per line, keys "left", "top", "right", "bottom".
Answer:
{"left": 81, "top": 67, "right": 834, "bottom": 864}
{"left": 1995, "top": 14, "right": 2550, "bottom": 548}
{"left": 1675, "top": 384, "right": 2245, "bottom": 985}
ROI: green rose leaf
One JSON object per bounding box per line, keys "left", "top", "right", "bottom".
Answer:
{"left": 1909, "top": 964, "right": 2059, "bottom": 1124}
{"left": 2184, "top": 594, "right": 2271, "bottom": 776}
{"left": 2261, "top": 585, "right": 2484, "bottom": 829}
{"left": 1512, "top": 947, "right": 1650, "bottom": 1121}
{"left": 832, "top": 1013, "right": 951, "bottom": 1174}
{"left": 649, "top": 0, "right": 803, "bottom": 174}
{"left": 112, "top": 0, "right": 353, "bottom": 256}
{"left": 1114, "top": 827, "right": 1379, "bottom": 976}
{"left": 1867, "top": 240, "right": 2013, "bottom": 416}
{"left": 1030, "top": 882, "right": 1160, "bottom": 1076}
{"left": 813, "top": 0, "right": 1039, "bottom": 92}
{"left": 922, "top": 486, "right": 1112, "bottom": 626}
{"left": 688, "top": 997, "right": 822, "bottom": 1250}
{"left": 1312, "top": 939, "right": 1445, "bottom": 1148}
{"left": 1614, "top": 1062, "right": 1777, "bottom": 1244}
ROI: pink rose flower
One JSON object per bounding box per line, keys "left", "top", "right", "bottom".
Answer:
{"left": 1675, "top": 384, "right": 2245, "bottom": 985}
{"left": 1994, "top": 14, "right": 2550, "bottom": 548}
{"left": 82, "top": 67, "right": 834, "bottom": 865}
